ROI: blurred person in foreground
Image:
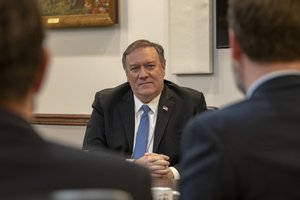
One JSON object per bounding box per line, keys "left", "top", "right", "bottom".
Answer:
{"left": 0, "top": 1, "right": 152, "bottom": 199}
{"left": 82, "top": 39, "right": 207, "bottom": 180}
{"left": 181, "top": 0, "right": 300, "bottom": 199}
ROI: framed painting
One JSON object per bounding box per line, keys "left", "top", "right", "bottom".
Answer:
{"left": 38, "top": 0, "right": 118, "bottom": 28}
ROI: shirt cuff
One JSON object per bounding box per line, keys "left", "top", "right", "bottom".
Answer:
{"left": 169, "top": 166, "right": 180, "bottom": 180}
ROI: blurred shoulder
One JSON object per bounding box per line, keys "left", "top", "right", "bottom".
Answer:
{"left": 39, "top": 142, "right": 152, "bottom": 199}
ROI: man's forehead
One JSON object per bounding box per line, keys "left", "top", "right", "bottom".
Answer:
{"left": 126, "top": 47, "right": 159, "bottom": 63}
{"left": 128, "top": 46, "right": 157, "bottom": 56}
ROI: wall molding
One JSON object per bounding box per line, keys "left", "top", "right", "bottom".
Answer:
{"left": 31, "top": 114, "right": 90, "bottom": 126}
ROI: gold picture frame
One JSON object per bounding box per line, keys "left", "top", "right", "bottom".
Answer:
{"left": 39, "top": 0, "right": 118, "bottom": 28}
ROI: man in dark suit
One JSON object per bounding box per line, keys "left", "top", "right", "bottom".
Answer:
{"left": 0, "top": 1, "right": 152, "bottom": 199}
{"left": 83, "top": 39, "right": 207, "bottom": 180}
{"left": 180, "top": 0, "right": 300, "bottom": 199}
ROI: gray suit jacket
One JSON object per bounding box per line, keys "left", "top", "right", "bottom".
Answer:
{"left": 181, "top": 75, "right": 300, "bottom": 200}
{"left": 83, "top": 80, "right": 207, "bottom": 171}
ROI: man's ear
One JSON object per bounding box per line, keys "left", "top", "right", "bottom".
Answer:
{"left": 229, "top": 29, "right": 243, "bottom": 61}
{"left": 33, "top": 47, "right": 49, "bottom": 93}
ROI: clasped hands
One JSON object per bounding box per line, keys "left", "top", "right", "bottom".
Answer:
{"left": 134, "top": 153, "right": 174, "bottom": 179}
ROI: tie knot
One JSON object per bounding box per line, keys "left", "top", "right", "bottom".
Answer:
{"left": 141, "top": 105, "right": 150, "bottom": 113}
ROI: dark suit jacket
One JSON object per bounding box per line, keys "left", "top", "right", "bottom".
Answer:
{"left": 181, "top": 75, "right": 300, "bottom": 200}
{"left": 83, "top": 80, "right": 207, "bottom": 171}
{"left": 0, "top": 108, "right": 152, "bottom": 200}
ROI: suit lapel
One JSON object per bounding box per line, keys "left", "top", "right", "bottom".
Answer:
{"left": 153, "top": 85, "right": 175, "bottom": 152}
{"left": 118, "top": 91, "right": 135, "bottom": 152}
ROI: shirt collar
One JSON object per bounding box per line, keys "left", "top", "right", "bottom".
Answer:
{"left": 134, "top": 93, "right": 161, "bottom": 114}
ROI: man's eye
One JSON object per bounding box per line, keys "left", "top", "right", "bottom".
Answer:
{"left": 147, "top": 64, "right": 155, "bottom": 69}
{"left": 130, "top": 67, "right": 139, "bottom": 72}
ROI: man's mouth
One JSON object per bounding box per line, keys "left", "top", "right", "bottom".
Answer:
{"left": 139, "top": 82, "right": 152, "bottom": 86}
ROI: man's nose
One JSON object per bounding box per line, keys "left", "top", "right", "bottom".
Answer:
{"left": 139, "top": 66, "right": 149, "bottom": 77}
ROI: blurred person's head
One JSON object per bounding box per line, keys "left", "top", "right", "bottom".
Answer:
{"left": 122, "top": 40, "right": 166, "bottom": 103}
{"left": 0, "top": 0, "right": 47, "bottom": 118}
{"left": 227, "top": 0, "right": 300, "bottom": 93}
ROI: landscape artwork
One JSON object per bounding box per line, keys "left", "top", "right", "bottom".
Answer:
{"left": 38, "top": 0, "right": 117, "bottom": 28}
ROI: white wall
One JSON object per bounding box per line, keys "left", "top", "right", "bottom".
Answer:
{"left": 35, "top": 0, "right": 243, "bottom": 148}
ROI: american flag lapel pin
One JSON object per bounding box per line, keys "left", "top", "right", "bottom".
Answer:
{"left": 162, "top": 105, "right": 168, "bottom": 112}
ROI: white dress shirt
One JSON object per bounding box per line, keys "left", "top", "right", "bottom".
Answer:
{"left": 132, "top": 94, "right": 180, "bottom": 179}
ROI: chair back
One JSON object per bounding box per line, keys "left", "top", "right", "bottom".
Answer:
{"left": 207, "top": 106, "right": 219, "bottom": 110}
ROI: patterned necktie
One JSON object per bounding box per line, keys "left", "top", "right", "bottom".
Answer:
{"left": 132, "top": 105, "right": 150, "bottom": 159}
